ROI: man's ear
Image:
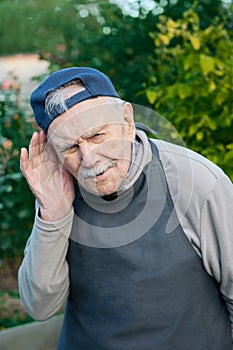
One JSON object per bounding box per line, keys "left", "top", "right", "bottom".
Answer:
{"left": 123, "top": 102, "right": 136, "bottom": 142}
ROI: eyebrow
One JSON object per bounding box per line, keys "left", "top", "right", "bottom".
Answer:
{"left": 58, "top": 126, "right": 106, "bottom": 152}
{"left": 59, "top": 143, "right": 76, "bottom": 152}
{"left": 81, "top": 126, "right": 105, "bottom": 139}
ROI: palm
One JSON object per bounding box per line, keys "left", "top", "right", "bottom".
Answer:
{"left": 20, "top": 131, "right": 74, "bottom": 221}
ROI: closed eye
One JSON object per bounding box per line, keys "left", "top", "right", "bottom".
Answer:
{"left": 59, "top": 132, "right": 105, "bottom": 153}
{"left": 92, "top": 133, "right": 102, "bottom": 138}
{"left": 88, "top": 133, "right": 104, "bottom": 143}
{"left": 59, "top": 144, "right": 79, "bottom": 153}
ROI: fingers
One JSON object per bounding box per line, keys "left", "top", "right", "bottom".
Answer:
{"left": 28, "top": 132, "right": 39, "bottom": 165}
{"left": 20, "top": 130, "right": 47, "bottom": 175}
{"left": 28, "top": 131, "right": 46, "bottom": 164}
{"left": 39, "top": 130, "right": 47, "bottom": 153}
{"left": 20, "top": 147, "right": 29, "bottom": 176}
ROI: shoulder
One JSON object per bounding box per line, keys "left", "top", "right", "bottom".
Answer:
{"left": 151, "top": 139, "right": 226, "bottom": 192}
{"left": 150, "top": 140, "right": 231, "bottom": 233}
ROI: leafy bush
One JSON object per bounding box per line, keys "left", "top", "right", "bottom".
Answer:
{"left": 0, "top": 82, "right": 36, "bottom": 263}
{"left": 145, "top": 6, "right": 233, "bottom": 180}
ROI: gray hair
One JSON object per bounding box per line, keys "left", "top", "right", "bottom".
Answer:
{"left": 45, "top": 79, "right": 84, "bottom": 118}
{"left": 45, "top": 78, "right": 125, "bottom": 119}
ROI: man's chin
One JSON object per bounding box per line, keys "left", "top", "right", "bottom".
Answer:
{"left": 85, "top": 187, "right": 116, "bottom": 198}
{"left": 78, "top": 180, "right": 118, "bottom": 198}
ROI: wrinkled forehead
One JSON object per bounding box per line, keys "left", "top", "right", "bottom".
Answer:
{"left": 47, "top": 97, "right": 124, "bottom": 141}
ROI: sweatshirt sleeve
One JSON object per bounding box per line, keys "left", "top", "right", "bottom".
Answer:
{"left": 18, "top": 206, "right": 74, "bottom": 321}
{"left": 200, "top": 175, "right": 233, "bottom": 338}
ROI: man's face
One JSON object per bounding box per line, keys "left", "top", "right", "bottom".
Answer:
{"left": 47, "top": 97, "right": 135, "bottom": 196}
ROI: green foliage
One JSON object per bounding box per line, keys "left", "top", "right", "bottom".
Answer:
{"left": 34, "top": 0, "right": 156, "bottom": 105}
{"left": 0, "top": 0, "right": 232, "bottom": 106}
{"left": 145, "top": 6, "right": 233, "bottom": 180}
{"left": 163, "top": 0, "right": 232, "bottom": 29}
{"left": 0, "top": 0, "right": 67, "bottom": 54}
{"left": 34, "top": 0, "right": 232, "bottom": 105}
{"left": 0, "top": 83, "right": 36, "bottom": 262}
{"left": 0, "top": 290, "right": 34, "bottom": 330}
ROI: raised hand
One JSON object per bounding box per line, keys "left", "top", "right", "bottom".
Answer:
{"left": 20, "top": 130, "right": 75, "bottom": 222}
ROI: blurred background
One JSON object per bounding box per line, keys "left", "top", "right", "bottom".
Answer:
{"left": 0, "top": 0, "right": 232, "bottom": 330}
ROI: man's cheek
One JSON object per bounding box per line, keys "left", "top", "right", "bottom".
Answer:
{"left": 100, "top": 141, "right": 126, "bottom": 159}
{"left": 63, "top": 159, "right": 81, "bottom": 177}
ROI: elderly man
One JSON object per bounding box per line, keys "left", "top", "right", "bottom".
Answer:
{"left": 19, "top": 67, "right": 233, "bottom": 350}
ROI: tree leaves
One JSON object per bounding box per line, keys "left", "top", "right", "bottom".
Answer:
{"left": 145, "top": 6, "right": 233, "bottom": 180}
{"left": 200, "top": 55, "right": 215, "bottom": 75}
{"left": 189, "top": 35, "right": 201, "bottom": 50}
{"left": 146, "top": 90, "right": 157, "bottom": 104}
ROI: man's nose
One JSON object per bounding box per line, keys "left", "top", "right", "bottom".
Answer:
{"left": 79, "top": 142, "right": 99, "bottom": 168}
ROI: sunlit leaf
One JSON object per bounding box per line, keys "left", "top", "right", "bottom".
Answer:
{"left": 200, "top": 55, "right": 215, "bottom": 75}
{"left": 196, "top": 131, "right": 204, "bottom": 141}
{"left": 189, "top": 35, "right": 200, "bottom": 50}
{"left": 223, "top": 150, "right": 233, "bottom": 164}
{"left": 216, "top": 91, "right": 227, "bottom": 104}
{"left": 183, "top": 54, "right": 194, "bottom": 71}
{"left": 209, "top": 81, "right": 216, "bottom": 92}
{"left": 159, "top": 34, "right": 170, "bottom": 45}
{"left": 167, "top": 19, "right": 178, "bottom": 28}
{"left": 178, "top": 84, "right": 192, "bottom": 99}
{"left": 188, "top": 124, "right": 199, "bottom": 136}
{"left": 146, "top": 90, "right": 157, "bottom": 104}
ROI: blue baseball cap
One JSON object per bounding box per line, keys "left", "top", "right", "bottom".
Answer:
{"left": 30, "top": 67, "right": 120, "bottom": 132}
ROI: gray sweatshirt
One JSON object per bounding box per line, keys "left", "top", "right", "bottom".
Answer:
{"left": 18, "top": 131, "right": 233, "bottom": 341}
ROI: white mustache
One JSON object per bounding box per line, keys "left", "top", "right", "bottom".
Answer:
{"left": 80, "top": 161, "right": 116, "bottom": 179}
